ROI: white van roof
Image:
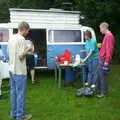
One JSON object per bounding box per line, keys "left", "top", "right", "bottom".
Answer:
{"left": 9, "top": 8, "right": 80, "bottom": 14}
{"left": 0, "top": 8, "right": 93, "bottom": 32}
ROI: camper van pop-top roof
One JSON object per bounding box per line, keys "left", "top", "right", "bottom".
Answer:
{"left": 9, "top": 8, "right": 80, "bottom": 26}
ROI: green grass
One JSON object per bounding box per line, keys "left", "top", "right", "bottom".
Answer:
{"left": 0, "top": 65, "right": 120, "bottom": 120}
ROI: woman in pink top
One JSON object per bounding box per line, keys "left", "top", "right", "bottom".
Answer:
{"left": 94, "top": 22, "right": 115, "bottom": 98}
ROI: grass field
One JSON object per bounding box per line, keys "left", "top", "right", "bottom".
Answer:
{"left": 0, "top": 64, "right": 120, "bottom": 120}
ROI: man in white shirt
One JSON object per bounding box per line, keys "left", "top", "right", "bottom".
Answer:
{"left": 8, "top": 21, "right": 33, "bottom": 120}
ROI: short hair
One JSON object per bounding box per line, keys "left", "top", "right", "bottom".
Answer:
{"left": 100, "top": 22, "right": 109, "bottom": 28}
{"left": 18, "top": 21, "right": 30, "bottom": 30}
{"left": 84, "top": 30, "right": 92, "bottom": 39}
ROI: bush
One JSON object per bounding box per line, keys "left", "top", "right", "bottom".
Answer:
{"left": 113, "top": 33, "right": 120, "bottom": 63}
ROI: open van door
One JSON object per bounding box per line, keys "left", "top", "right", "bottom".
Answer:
{"left": 29, "top": 29, "right": 48, "bottom": 69}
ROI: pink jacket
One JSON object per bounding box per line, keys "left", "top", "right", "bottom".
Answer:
{"left": 99, "top": 31, "right": 115, "bottom": 64}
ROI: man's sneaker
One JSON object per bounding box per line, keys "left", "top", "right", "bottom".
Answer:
{"left": 85, "top": 82, "right": 89, "bottom": 86}
{"left": 22, "top": 114, "right": 32, "bottom": 120}
{"left": 96, "top": 94, "right": 106, "bottom": 98}
{"left": 0, "top": 95, "right": 7, "bottom": 99}
{"left": 91, "top": 84, "right": 95, "bottom": 88}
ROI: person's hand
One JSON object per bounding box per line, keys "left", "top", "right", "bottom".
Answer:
{"left": 19, "top": 46, "right": 33, "bottom": 61}
{"left": 80, "top": 58, "right": 86, "bottom": 63}
{"left": 25, "top": 46, "right": 33, "bottom": 53}
{"left": 104, "top": 62, "right": 109, "bottom": 66}
{"left": 19, "top": 55, "right": 25, "bottom": 61}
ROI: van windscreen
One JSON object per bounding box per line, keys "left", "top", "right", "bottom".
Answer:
{"left": 49, "top": 30, "right": 81, "bottom": 43}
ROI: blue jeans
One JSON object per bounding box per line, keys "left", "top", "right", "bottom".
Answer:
{"left": 9, "top": 72, "right": 27, "bottom": 120}
{"left": 94, "top": 61, "right": 108, "bottom": 95}
{"left": 87, "top": 59, "right": 99, "bottom": 85}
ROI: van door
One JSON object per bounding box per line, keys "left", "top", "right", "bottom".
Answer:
{"left": 29, "top": 29, "right": 47, "bottom": 69}
{"left": 47, "top": 29, "right": 85, "bottom": 69}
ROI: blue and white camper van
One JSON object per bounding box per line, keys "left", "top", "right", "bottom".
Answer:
{"left": 0, "top": 8, "right": 96, "bottom": 70}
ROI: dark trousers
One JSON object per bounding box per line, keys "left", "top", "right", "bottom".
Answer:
{"left": 94, "top": 61, "right": 108, "bottom": 95}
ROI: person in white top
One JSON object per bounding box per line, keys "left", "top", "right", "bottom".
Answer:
{"left": 8, "top": 21, "right": 33, "bottom": 120}
{"left": 0, "top": 45, "right": 6, "bottom": 99}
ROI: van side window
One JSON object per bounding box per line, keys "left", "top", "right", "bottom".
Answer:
{"left": 0, "top": 29, "right": 9, "bottom": 42}
{"left": 49, "top": 30, "right": 81, "bottom": 43}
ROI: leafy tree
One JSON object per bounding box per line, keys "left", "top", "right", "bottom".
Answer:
{"left": 0, "top": 0, "right": 120, "bottom": 61}
{"left": 0, "top": 0, "right": 9, "bottom": 23}
{"left": 75, "top": 0, "right": 120, "bottom": 61}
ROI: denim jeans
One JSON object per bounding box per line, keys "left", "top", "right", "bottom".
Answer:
{"left": 87, "top": 59, "right": 99, "bottom": 85}
{"left": 9, "top": 72, "right": 27, "bottom": 120}
{"left": 94, "top": 61, "right": 108, "bottom": 95}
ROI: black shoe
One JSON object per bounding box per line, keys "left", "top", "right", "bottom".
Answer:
{"left": 0, "top": 95, "right": 7, "bottom": 99}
